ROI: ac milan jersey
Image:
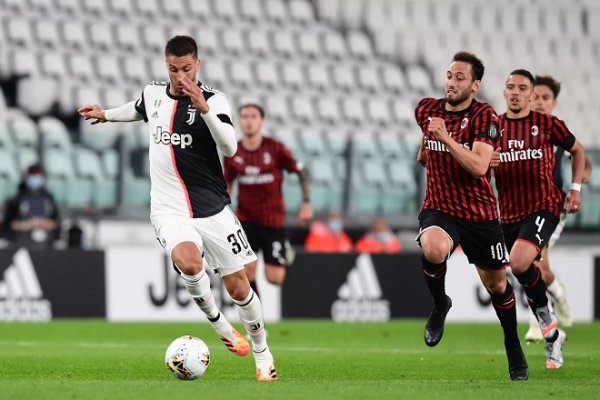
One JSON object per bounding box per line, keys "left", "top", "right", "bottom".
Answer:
{"left": 223, "top": 136, "right": 301, "bottom": 228}
{"left": 134, "top": 81, "right": 232, "bottom": 219}
{"left": 415, "top": 98, "right": 500, "bottom": 222}
{"left": 494, "top": 111, "right": 576, "bottom": 223}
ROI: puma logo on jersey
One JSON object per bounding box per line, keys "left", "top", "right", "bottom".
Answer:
{"left": 154, "top": 126, "right": 193, "bottom": 149}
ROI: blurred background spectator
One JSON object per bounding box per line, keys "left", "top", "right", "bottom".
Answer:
{"left": 305, "top": 209, "right": 353, "bottom": 252}
{"left": 0, "top": 165, "right": 60, "bottom": 249}
{"left": 355, "top": 216, "right": 402, "bottom": 253}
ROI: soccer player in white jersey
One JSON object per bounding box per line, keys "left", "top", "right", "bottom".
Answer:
{"left": 78, "top": 36, "right": 278, "bottom": 381}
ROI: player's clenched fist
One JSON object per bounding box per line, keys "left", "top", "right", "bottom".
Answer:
{"left": 427, "top": 117, "right": 449, "bottom": 143}
{"left": 78, "top": 104, "right": 106, "bottom": 125}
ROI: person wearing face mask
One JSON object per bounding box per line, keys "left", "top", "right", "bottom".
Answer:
{"left": 304, "top": 210, "right": 353, "bottom": 253}
{"left": 1, "top": 165, "right": 60, "bottom": 249}
{"left": 355, "top": 217, "right": 402, "bottom": 254}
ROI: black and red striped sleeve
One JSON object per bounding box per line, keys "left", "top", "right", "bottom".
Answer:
{"left": 472, "top": 104, "right": 499, "bottom": 147}
{"left": 550, "top": 116, "right": 576, "bottom": 151}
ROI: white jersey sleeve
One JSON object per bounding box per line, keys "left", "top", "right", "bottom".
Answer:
{"left": 201, "top": 90, "right": 237, "bottom": 157}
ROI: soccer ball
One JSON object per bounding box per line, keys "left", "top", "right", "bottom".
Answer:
{"left": 165, "top": 335, "right": 210, "bottom": 380}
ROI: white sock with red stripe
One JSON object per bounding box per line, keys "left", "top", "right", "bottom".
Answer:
{"left": 233, "top": 290, "right": 267, "bottom": 353}
{"left": 180, "top": 270, "right": 236, "bottom": 342}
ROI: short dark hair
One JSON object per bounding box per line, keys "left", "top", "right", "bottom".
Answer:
{"left": 452, "top": 51, "right": 485, "bottom": 81}
{"left": 239, "top": 103, "right": 265, "bottom": 119}
{"left": 509, "top": 69, "right": 535, "bottom": 86}
{"left": 534, "top": 75, "right": 561, "bottom": 99}
{"left": 165, "top": 35, "right": 198, "bottom": 58}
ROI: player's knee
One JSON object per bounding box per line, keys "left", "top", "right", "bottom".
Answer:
{"left": 228, "top": 285, "right": 250, "bottom": 302}
{"left": 172, "top": 252, "right": 203, "bottom": 275}
{"left": 483, "top": 278, "right": 507, "bottom": 295}
{"left": 266, "top": 274, "right": 285, "bottom": 286}
{"left": 422, "top": 245, "right": 449, "bottom": 265}
{"left": 509, "top": 256, "right": 529, "bottom": 274}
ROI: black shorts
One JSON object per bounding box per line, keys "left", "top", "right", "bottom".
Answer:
{"left": 502, "top": 210, "right": 559, "bottom": 255}
{"left": 417, "top": 209, "right": 509, "bottom": 269}
{"left": 241, "top": 221, "right": 289, "bottom": 267}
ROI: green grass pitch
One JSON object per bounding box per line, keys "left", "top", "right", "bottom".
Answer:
{"left": 0, "top": 320, "right": 599, "bottom": 400}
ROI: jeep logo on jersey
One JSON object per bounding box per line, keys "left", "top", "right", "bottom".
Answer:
{"left": 154, "top": 126, "right": 193, "bottom": 149}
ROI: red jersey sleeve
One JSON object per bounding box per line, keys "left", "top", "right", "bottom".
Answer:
{"left": 277, "top": 142, "right": 301, "bottom": 173}
{"left": 550, "top": 116, "right": 576, "bottom": 151}
{"left": 472, "top": 105, "right": 499, "bottom": 147}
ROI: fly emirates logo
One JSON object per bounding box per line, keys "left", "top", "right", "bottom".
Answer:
{"left": 424, "top": 132, "right": 471, "bottom": 153}
{"left": 499, "top": 139, "right": 543, "bottom": 162}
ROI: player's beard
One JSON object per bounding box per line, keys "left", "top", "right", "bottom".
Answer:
{"left": 445, "top": 88, "right": 471, "bottom": 106}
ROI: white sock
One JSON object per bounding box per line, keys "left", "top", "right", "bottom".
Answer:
{"left": 233, "top": 290, "right": 267, "bottom": 354}
{"left": 547, "top": 279, "right": 563, "bottom": 299}
{"left": 180, "top": 270, "right": 235, "bottom": 342}
{"left": 529, "top": 309, "right": 539, "bottom": 329}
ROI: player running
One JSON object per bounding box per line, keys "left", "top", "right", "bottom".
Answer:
{"left": 523, "top": 75, "right": 593, "bottom": 342}
{"left": 224, "top": 103, "right": 312, "bottom": 293}
{"left": 415, "top": 51, "right": 528, "bottom": 380}
{"left": 78, "top": 35, "right": 278, "bottom": 381}
{"left": 490, "top": 69, "right": 587, "bottom": 369}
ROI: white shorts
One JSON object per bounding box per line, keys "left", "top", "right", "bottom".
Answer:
{"left": 152, "top": 206, "right": 257, "bottom": 277}
{"left": 548, "top": 213, "right": 566, "bottom": 249}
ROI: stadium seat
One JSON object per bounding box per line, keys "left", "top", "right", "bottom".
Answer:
{"left": 357, "top": 65, "right": 383, "bottom": 93}
{"left": 109, "top": 0, "right": 136, "bottom": 18}
{"left": 306, "top": 62, "right": 331, "bottom": 90}
{"left": 16, "top": 147, "right": 39, "bottom": 174}
{"left": 331, "top": 64, "right": 355, "bottom": 92}
{"left": 214, "top": 0, "right": 238, "bottom": 21}
{"left": 34, "top": 20, "right": 61, "bottom": 49}
{"left": 187, "top": 0, "right": 214, "bottom": 20}
{"left": 9, "top": 50, "right": 39, "bottom": 77}
{"left": 122, "top": 57, "right": 149, "bottom": 86}
{"left": 0, "top": 148, "right": 20, "bottom": 183}
{"left": 289, "top": 0, "right": 316, "bottom": 25}
{"left": 55, "top": 0, "right": 82, "bottom": 15}
{"left": 366, "top": 98, "right": 392, "bottom": 127}
{"left": 102, "top": 148, "right": 120, "bottom": 179}
{"left": 281, "top": 62, "right": 305, "bottom": 89}
{"left": 346, "top": 30, "right": 374, "bottom": 60}
{"left": 316, "top": 96, "right": 341, "bottom": 125}
{"left": 308, "top": 157, "right": 337, "bottom": 184}
{"left": 325, "top": 129, "right": 350, "bottom": 156}
{"left": 69, "top": 54, "right": 95, "bottom": 82}
{"left": 322, "top": 30, "right": 348, "bottom": 60}
{"left": 148, "top": 58, "right": 167, "bottom": 82}
{"left": 103, "top": 87, "right": 129, "bottom": 109}
{"left": 141, "top": 25, "right": 166, "bottom": 54}
{"left": 195, "top": 27, "right": 220, "bottom": 56}
{"left": 340, "top": 98, "right": 366, "bottom": 126}
{"left": 391, "top": 98, "right": 413, "bottom": 127}
{"left": 75, "top": 146, "right": 118, "bottom": 208}
{"left": 82, "top": 0, "right": 108, "bottom": 16}
{"left": 299, "top": 130, "right": 328, "bottom": 157}
{"left": 378, "top": 132, "right": 405, "bottom": 159}
{"left": 297, "top": 31, "right": 323, "bottom": 59}
{"left": 6, "top": 18, "right": 34, "bottom": 48}
{"left": 282, "top": 172, "right": 302, "bottom": 212}
{"left": 228, "top": 61, "right": 254, "bottom": 89}
{"left": 40, "top": 52, "right": 68, "bottom": 79}
{"left": 264, "top": 94, "right": 291, "bottom": 124}
{"left": 340, "top": 0, "right": 365, "bottom": 30}
{"left": 405, "top": 64, "right": 433, "bottom": 94}
{"left": 61, "top": 21, "right": 88, "bottom": 50}
{"left": 79, "top": 115, "right": 121, "bottom": 152}
{"left": 221, "top": 29, "right": 246, "bottom": 56}
{"left": 38, "top": 116, "right": 73, "bottom": 153}
{"left": 352, "top": 131, "right": 379, "bottom": 158}
{"left": 239, "top": 0, "right": 265, "bottom": 22}
{"left": 160, "top": 0, "right": 186, "bottom": 20}
{"left": 16, "top": 77, "right": 58, "bottom": 116}
{"left": 8, "top": 115, "right": 39, "bottom": 149}
{"left": 88, "top": 22, "right": 115, "bottom": 51}
{"left": 115, "top": 25, "right": 141, "bottom": 53}
{"left": 202, "top": 58, "right": 228, "bottom": 88}
{"left": 313, "top": 0, "right": 341, "bottom": 25}
{"left": 381, "top": 64, "right": 408, "bottom": 94}
{"left": 272, "top": 126, "right": 303, "bottom": 156}
{"left": 246, "top": 29, "right": 272, "bottom": 56}
{"left": 95, "top": 55, "right": 122, "bottom": 84}
{"left": 135, "top": 0, "right": 161, "bottom": 19}
{"left": 271, "top": 30, "right": 297, "bottom": 58}
{"left": 255, "top": 61, "right": 280, "bottom": 89}
{"left": 264, "top": 0, "right": 289, "bottom": 24}
{"left": 351, "top": 185, "right": 382, "bottom": 214}
{"left": 372, "top": 30, "right": 397, "bottom": 60}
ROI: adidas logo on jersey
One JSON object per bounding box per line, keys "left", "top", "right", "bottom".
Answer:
{"left": 154, "top": 126, "right": 193, "bottom": 149}
{"left": 331, "top": 254, "right": 390, "bottom": 322}
{"left": 0, "top": 248, "right": 52, "bottom": 321}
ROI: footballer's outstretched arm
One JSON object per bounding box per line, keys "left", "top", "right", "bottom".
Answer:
{"left": 78, "top": 101, "right": 143, "bottom": 124}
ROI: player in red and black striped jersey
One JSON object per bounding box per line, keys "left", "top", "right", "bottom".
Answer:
{"left": 522, "top": 76, "right": 593, "bottom": 342}
{"left": 414, "top": 51, "right": 527, "bottom": 381}
{"left": 490, "top": 69, "right": 587, "bottom": 369}
{"left": 224, "top": 104, "right": 312, "bottom": 291}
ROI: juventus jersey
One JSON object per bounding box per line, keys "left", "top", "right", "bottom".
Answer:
{"left": 135, "top": 81, "right": 232, "bottom": 219}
